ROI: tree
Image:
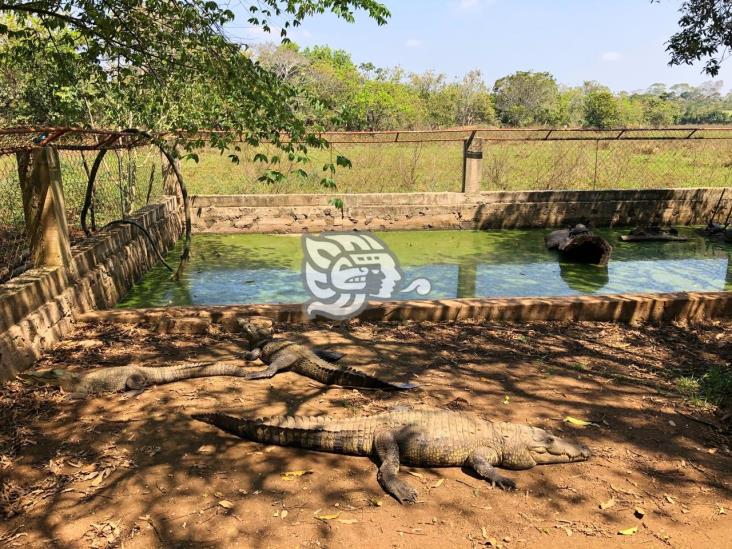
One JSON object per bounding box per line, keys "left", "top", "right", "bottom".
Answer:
{"left": 583, "top": 90, "right": 620, "bottom": 129}
{"left": 493, "top": 71, "right": 559, "bottom": 126}
{"left": 662, "top": 0, "right": 732, "bottom": 76}
{"left": 0, "top": 0, "right": 390, "bottom": 153}
{"left": 454, "top": 70, "right": 495, "bottom": 127}
{"left": 351, "top": 80, "right": 424, "bottom": 130}
{"left": 642, "top": 97, "right": 680, "bottom": 127}
{"left": 0, "top": 17, "right": 100, "bottom": 126}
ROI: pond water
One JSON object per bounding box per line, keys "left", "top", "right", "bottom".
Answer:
{"left": 117, "top": 228, "right": 732, "bottom": 308}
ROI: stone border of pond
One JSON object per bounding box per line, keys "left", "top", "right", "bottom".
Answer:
{"left": 191, "top": 188, "right": 730, "bottom": 233}
{"left": 0, "top": 196, "right": 182, "bottom": 379}
{"left": 78, "top": 290, "right": 732, "bottom": 330}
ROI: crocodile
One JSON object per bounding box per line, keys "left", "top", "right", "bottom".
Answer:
{"left": 21, "top": 361, "right": 270, "bottom": 397}
{"left": 241, "top": 340, "right": 417, "bottom": 390}
{"left": 237, "top": 318, "right": 417, "bottom": 390}
{"left": 193, "top": 408, "right": 590, "bottom": 503}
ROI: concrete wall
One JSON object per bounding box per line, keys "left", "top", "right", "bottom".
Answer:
{"left": 79, "top": 289, "right": 732, "bottom": 328}
{"left": 191, "top": 188, "right": 731, "bottom": 233}
{"left": 0, "top": 196, "right": 182, "bottom": 378}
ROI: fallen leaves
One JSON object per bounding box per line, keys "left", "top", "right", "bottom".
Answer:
{"left": 599, "top": 497, "right": 616, "bottom": 510}
{"left": 315, "top": 511, "right": 341, "bottom": 521}
{"left": 84, "top": 520, "right": 122, "bottom": 548}
{"left": 217, "top": 500, "right": 234, "bottom": 509}
{"left": 618, "top": 526, "right": 638, "bottom": 536}
{"left": 564, "top": 416, "right": 594, "bottom": 427}
{"left": 281, "top": 470, "right": 313, "bottom": 481}
{"left": 196, "top": 444, "right": 216, "bottom": 455}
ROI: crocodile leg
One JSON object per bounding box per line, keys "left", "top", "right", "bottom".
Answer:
{"left": 243, "top": 351, "right": 297, "bottom": 380}
{"left": 467, "top": 448, "right": 516, "bottom": 490}
{"left": 374, "top": 431, "right": 418, "bottom": 504}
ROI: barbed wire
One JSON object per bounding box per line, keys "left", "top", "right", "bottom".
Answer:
{"left": 4, "top": 126, "right": 732, "bottom": 155}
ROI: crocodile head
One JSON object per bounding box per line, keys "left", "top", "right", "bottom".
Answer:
{"left": 19, "top": 368, "right": 81, "bottom": 389}
{"left": 236, "top": 317, "right": 273, "bottom": 348}
{"left": 501, "top": 424, "right": 591, "bottom": 469}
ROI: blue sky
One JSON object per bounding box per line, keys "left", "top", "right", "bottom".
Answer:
{"left": 227, "top": 1, "right": 731, "bottom": 92}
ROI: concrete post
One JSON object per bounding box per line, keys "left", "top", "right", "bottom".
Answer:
{"left": 462, "top": 137, "right": 483, "bottom": 194}
{"left": 22, "top": 146, "right": 72, "bottom": 268}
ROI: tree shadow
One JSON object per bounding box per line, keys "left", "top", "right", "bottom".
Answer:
{"left": 0, "top": 317, "right": 730, "bottom": 546}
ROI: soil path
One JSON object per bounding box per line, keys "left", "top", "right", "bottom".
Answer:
{"left": 1, "top": 319, "right": 730, "bottom": 548}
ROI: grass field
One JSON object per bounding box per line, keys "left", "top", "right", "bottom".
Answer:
{"left": 181, "top": 139, "right": 732, "bottom": 195}
{"left": 2, "top": 138, "right": 732, "bottom": 237}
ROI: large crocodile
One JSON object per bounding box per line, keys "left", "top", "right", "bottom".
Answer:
{"left": 193, "top": 409, "right": 590, "bottom": 503}
{"left": 237, "top": 318, "right": 417, "bottom": 390}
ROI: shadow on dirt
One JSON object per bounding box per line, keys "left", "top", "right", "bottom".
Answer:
{"left": 1, "top": 318, "right": 730, "bottom": 546}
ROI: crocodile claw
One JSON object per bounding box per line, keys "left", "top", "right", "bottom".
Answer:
{"left": 390, "top": 481, "right": 418, "bottom": 504}
{"left": 490, "top": 477, "right": 516, "bottom": 491}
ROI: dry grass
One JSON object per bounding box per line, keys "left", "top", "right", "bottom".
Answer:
{"left": 181, "top": 139, "right": 732, "bottom": 195}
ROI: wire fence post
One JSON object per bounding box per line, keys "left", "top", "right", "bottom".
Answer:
{"left": 593, "top": 139, "right": 599, "bottom": 190}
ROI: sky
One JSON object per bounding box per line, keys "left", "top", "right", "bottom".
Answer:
{"left": 225, "top": 0, "right": 732, "bottom": 93}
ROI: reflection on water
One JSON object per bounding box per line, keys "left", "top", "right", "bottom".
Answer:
{"left": 117, "top": 228, "right": 732, "bottom": 308}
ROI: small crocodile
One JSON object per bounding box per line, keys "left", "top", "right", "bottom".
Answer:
{"left": 193, "top": 409, "right": 590, "bottom": 503}
{"left": 21, "top": 361, "right": 266, "bottom": 397}
{"left": 242, "top": 340, "right": 417, "bottom": 390}
{"left": 238, "top": 318, "right": 417, "bottom": 390}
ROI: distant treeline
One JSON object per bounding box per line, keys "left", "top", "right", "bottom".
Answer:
{"left": 255, "top": 43, "right": 732, "bottom": 130}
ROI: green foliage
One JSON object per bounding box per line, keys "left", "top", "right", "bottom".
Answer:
{"left": 583, "top": 90, "right": 620, "bottom": 129}
{"left": 661, "top": 0, "right": 732, "bottom": 76}
{"left": 675, "top": 365, "right": 732, "bottom": 407}
{"left": 0, "top": 1, "right": 389, "bottom": 147}
{"left": 493, "top": 71, "right": 560, "bottom": 126}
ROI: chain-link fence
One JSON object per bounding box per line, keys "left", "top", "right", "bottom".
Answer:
{"left": 0, "top": 129, "right": 166, "bottom": 283}
{"left": 180, "top": 128, "right": 732, "bottom": 195}
{"left": 3, "top": 126, "right": 732, "bottom": 283}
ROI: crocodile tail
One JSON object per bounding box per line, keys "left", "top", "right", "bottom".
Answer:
{"left": 328, "top": 364, "right": 418, "bottom": 390}
{"left": 191, "top": 413, "right": 372, "bottom": 456}
{"left": 301, "top": 359, "right": 418, "bottom": 391}
{"left": 147, "top": 362, "right": 258, "bottom": 384}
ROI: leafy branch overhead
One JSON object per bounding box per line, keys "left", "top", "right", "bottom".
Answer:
{"left": 662, "top": 0, "right": 732, "bottom": 76}
{"left": 0, "top": 0, "right": 389, "bottom": 184}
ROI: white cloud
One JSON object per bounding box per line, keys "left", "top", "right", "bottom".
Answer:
{"left": 601, "top": 51, "right": 622, "bottom": 62}
{"left": 405, "top": 38, "right": 423, "bottom": 48}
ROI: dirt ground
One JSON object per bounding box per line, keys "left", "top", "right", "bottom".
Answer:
{"left": 1, "top": 317, "right": 730, "bottom": 548}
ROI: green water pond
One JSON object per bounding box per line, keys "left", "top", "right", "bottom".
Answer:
{"left": 117, "top": 228, "right": 732, "bottom": 308}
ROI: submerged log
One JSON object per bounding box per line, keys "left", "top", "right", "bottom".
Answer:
{"left": 545, "top": 225, "right": 612, "bottom": 266}
{"left": 620, "top": 226, "right": 689, "bottom": 242}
